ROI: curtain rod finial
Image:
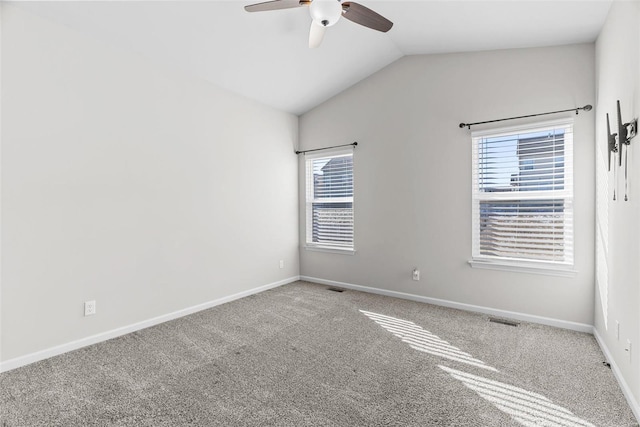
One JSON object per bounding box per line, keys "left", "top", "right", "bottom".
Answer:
{"left": 459, "top": 123, "right": 468, "bottom": 129}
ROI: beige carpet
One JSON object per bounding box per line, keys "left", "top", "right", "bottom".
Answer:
{"left": 0, "top": 281, "right": 637, "bottom": 426}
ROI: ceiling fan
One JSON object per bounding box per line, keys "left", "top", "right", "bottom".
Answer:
{"left": 244, "top": 0, "right": 393, "bottom": 48}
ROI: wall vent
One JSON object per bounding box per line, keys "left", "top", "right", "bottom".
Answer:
{"left": 489, "top": 317, "right": 519, "bottom": 327}
{"left": 327, "top": 288, "right": 345, "bottom": 293}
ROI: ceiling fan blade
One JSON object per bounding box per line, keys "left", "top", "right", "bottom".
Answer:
{"left": 309, "top": 21, "right": 326, "bottom": 48}
{"left": 245, "top": 0, "right": 309, "bottom": 13}
{"left": 341, "top": 2, "right": 393, "bottom": 32}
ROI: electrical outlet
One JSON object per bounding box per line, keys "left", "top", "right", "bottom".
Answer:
{"left": 279, "top": 260, "right": 284, "bottom": 269}
{"left": 615, "top": 320, "right": 620, "bottom": 340}
{"left": 412, "top": 269, "right": 420, "bottom": 281}
{"left": 84, "top": 300, "right": 96, "bottom": 316}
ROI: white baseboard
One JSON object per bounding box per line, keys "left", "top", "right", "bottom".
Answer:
{"left": 593, "top": 328, "right": 640, "bottom": 423}
{"left": 0, "top": 276, "right": 300, "bottom": 373}
{"left": 300, "top": 276, "right": 593, "bottom": 333}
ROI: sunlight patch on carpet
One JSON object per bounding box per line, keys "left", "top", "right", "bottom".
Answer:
{"left": 440, "top": 365, "right": 595, "bottom": 427}
{"left": 360, "top": 310, "right": 498, "bottom": 372}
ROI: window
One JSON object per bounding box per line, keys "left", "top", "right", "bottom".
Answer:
{"left": 305, "top": 149, "right": 354, "bottom": 252}
{"left": 470, "top": 120, "right": 574, "bottom": 275}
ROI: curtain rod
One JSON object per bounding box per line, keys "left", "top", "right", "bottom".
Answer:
{"left": 295, "top": 142, "right": 358, "bottom": 155}
{"left": 459, "top": 105, "right": 592, "bottom": 130}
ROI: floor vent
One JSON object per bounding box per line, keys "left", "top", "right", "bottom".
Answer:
{"left": 489, "top": 317, "right": 519, "bottom": 327}
{"left": 327, "top": 288, "right": 345, "bottom": 293}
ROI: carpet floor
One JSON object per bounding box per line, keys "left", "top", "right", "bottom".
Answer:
{"left": 0, "top": 281, "right": 637, "bottom": 426}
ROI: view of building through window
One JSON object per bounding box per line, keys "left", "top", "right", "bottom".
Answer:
{"left": 305, "top": 151, "right": 354, "bottom": 250}
{"left": 472, "top": 121, "right": 573, "bottom": 267}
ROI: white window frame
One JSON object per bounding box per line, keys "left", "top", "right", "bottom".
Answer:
{"left": 304, "top": 147, "right": 355, "bottom": 254}
{"left": 469, "top": 119, "right": 576, "bottom": 277}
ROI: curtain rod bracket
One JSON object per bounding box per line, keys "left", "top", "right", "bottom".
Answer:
{"left": 460, "top": 105, "right": 592, "bottom": 130}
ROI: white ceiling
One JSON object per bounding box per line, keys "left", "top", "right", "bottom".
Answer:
{"left": 12, "top": 0, "right": 612, "bottom": 115}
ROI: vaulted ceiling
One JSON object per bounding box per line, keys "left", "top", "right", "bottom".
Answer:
{"left": 13, "top": 1, "right": 612, "bottom": 115}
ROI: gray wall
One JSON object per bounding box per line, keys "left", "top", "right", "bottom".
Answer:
{"left": 0, "top": 5, "right": 299, "bottom": 362}
{"left": 299, "top": 44, "right": 596, "bottom": 325}
{"left": 594, "top": 0, "right": 640, "bottom": 410}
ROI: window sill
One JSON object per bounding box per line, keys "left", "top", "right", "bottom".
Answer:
{"left": 468, "top": 259, "right": 576, "bottom": 277}
{"left": 304, "top": 245, "right": 355, "bottom": 255}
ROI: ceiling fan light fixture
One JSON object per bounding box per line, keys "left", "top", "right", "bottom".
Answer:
{"left": 310, "top": 0, "right": 342, "bottom": 27}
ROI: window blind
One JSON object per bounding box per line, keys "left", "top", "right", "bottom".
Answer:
{"left": 472, "top": 120, "right": 574, "bottom": 267}
{"left": 305, "top": 150, "right": 354, "bottom": 250}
